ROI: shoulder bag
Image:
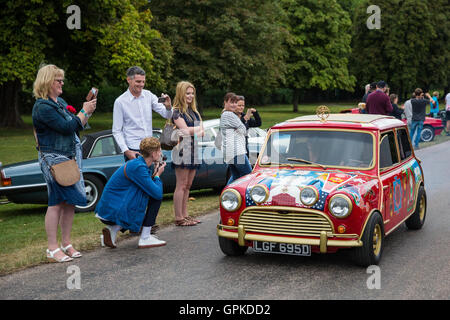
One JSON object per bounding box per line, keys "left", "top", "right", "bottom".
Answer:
{"left": 160, "top": 120, "right": 179, "bottom": 150}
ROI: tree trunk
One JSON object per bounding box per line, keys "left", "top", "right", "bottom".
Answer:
{"left": 0, "top": 80, "right": 25, "bottom": 128}
{"left": 292, "top": 88, "right": 300, "bottom": 113}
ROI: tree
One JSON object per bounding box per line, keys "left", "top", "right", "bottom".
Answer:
{"left": 281, "top": 0, "right": 355, "bottom": 112}
{"left": 150, "top": 0, "right": 288, "bottom": 110}
{"left": 0, "top": 0, "right": 58, "bottom": 127}
{"left": 48, "top": 0, "right": 173, "bottom": 90}
{"left": 0, "top": 0, "right": 172, "bottom": 127}
{"left": 350, "top": 0, "right": 447, "bottom": 99}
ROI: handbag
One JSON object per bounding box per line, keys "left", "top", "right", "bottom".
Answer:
{"left": 33, "top": 128, "right": 81, "bottom": 187}
{"left": 160, "top": 120, "right": 179, "bottom": 150}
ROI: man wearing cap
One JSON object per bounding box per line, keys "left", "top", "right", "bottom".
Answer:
{"left": 366, "top": 81, "right": 393, "bottom": 116}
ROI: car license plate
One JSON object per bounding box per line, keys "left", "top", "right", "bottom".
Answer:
{"left": 253, "top": 241, "right": 311, "bottom": 256}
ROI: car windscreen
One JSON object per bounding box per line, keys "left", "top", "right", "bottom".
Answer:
{"left": 259, "top": 129, "right": 374, "bottom": 169}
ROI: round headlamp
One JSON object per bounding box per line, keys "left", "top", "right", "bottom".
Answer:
{"left": 220, "top": 189, "right": 242, "bottom": 212}
{"left": 300, "top": 186, "right": 319, "bottom": 206}
{"left": 250, "top": 184, "right": 269, "bottom": 204}
{"left": 328, "top": 194, "right": 353, "bottom": 218}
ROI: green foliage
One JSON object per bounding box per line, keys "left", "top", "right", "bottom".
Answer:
{"left": 0, "top": 0, "right": 58, "bottom": 85}
{"left": 281, "top": 0, "right": 356, "bottom": 91}
{"left": 150, "top": 0, "right": 288, "bottom": 98}
{"left": 48, "top": 0, "right": 173, "bottom": 91}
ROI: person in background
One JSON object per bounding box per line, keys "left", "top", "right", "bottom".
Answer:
{"left": 389, "top": 93, "right": 404, "bottom": 120}
{"left": 171, "top": 81, "right": 204, "bottom": 227}
{"left": 112, "top": 66, "right": 172, "bottom": 162}
{"left": 366, "top": 81, "right": 393, "bottom": 115}
{"left": 220, "top": 93, "right": 252, "bottom": 185}
{"left": 95, "top": 137, "right": 167, "bottom": 249}
{"left": 236, "top": 95, "right": 262, "bottom": 159}
{"left": 362, "top": 82, "right": 376, "bottom": 103}
{"left": 403, "top": 92, "right": 415, "bottom": 128}
{"left": 429, "top": 91, "right": 439, "bottom": 118}
{"left": 410, "top": 88, "right": 432, "bottom": 149}
{"left": 32, "top": 64, "right": 97, "bottom": 263}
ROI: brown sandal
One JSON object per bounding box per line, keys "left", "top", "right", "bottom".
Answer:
{"left": 186, "top": 216, "right": 201, "bottom": 224}
{"left": 175, "top": 218, "right": 197, "bottom": 226}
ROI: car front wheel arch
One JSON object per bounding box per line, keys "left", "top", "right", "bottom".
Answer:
{"left": 75, "top": 174, "right": 105, "bottom": 213}
{"left": 352, "top": 212, "right": 385, "bottom": 267}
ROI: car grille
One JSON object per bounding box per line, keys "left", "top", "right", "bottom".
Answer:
{"left": 239, "top": 208, "right": 333, "bottom": 237}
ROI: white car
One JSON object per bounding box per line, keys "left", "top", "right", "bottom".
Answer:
{"left": 199, "top": 119, "right": 267, "bottom": 164}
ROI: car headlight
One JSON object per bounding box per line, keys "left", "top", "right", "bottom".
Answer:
{"left": 300, "top": 186, "right": 319, "bottom": 206}
{"left": 250, "top": 184, "right": 268, "bottom": 204}
{"left": 328, "top": 194, "right": 353, "bottom": 218}
{"left": 221, "top": 189, "right": 242, "bottom": 212}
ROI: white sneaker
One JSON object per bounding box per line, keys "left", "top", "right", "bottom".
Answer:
{"left": 102, "top": 226, "right": 117, "bottom": 248}
{"left": 138, "top": 235, "right": 167, "bottom": 249}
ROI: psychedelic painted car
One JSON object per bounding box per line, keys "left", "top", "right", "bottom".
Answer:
{"left": 217, "top": 112, "right": 427, "bottom": 266}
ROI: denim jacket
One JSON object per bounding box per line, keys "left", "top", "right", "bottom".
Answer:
{"left": 32, "top": 97, "right": 83, "bottom": 157}
{"left": 95, "top": 156, "right": 163, "bottom": 232}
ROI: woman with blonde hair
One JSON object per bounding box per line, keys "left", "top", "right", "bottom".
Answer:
{"left": 32, "top": 64, "right": 96, "bottom": 262}
{"left": 171, "top": 81, "right": 204, "bottom": 226}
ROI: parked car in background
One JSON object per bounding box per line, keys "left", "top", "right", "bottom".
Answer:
{"left": 217, "top": 112, "right": 426, "bottom": 266}
{"left": 340, "top": 107, "right": 444, "bottom": 142}
{"left": 0, "top": 121, "right": 266, "bottom": 213}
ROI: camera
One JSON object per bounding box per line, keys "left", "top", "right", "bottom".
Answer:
{"left": 158, "top": 96, "right": 166, "bottom": 103}
{"left": 152, "top": 155, "right": 167, "bottom": 178}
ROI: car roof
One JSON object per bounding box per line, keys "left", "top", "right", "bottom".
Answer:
{"left": 272, "top": 113, "right": 405, "bottom": 131}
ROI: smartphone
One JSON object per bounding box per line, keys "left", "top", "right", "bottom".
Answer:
{"left": 86, "top": 87, "right": 99, "bottom": 101}
{"left": 158, "top": 96, "right": 166, "bottom": 103}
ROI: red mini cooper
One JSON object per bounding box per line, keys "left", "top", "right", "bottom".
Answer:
{"left": 217, "top": 112, "right": 426, "bottom": 266}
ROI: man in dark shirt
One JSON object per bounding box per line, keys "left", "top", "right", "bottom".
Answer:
{"left": 366, "top": 81, "right": 393, "bottom": 115}
{"left": 410, "top": 88, "right": 432, "bottom": 149}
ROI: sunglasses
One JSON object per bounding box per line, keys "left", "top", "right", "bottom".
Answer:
{"left": 55, "top": 79, "right": 65, "bottom": 84}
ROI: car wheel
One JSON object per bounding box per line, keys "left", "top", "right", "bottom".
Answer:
{"left": 218, "top": 220, "right": 248, "bottom": 256}
{"left": 75, "top": 174, "right": 104, "bottom": 213}
{"left": 405, "top": 185, "right": 426, "bottom": 230}
{"left": 420, "top": 125, "right": 434, "bottom": 142}
{"left": 352, "top": 212, "right": 384, "bottom": 267}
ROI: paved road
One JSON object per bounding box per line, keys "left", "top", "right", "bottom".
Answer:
{"left": 1, "top": 141, "right": 449, "bottom": 300}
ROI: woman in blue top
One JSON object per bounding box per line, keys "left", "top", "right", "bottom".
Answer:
{"left": 95, "top": 137, "right": 167, "bottom": 249}
{"left": 32, "top": 64, "right": 97, "bottom": 263}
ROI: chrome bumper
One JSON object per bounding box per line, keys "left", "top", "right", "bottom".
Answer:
{"left": 217, "top": 224, "right": 362, "bottom": 253}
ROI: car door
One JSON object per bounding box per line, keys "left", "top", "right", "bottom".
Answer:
{"left": 396, "top": 127, "right": 416, "bottom": 216}
{"left": 379, "top": 130, "right": 406, "bottom": 231}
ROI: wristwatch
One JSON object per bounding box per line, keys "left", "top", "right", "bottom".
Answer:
{"left": 80, "top": 109, "right": 91, "bottom": 118}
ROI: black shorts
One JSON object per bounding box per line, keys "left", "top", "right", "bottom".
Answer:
{"left": 446, "top": 110, "right": 450, "bottom": 121}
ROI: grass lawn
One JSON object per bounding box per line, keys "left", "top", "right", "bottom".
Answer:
{"left": 1, "top": 101, "right": 449, "bottom": 274}
{"left": 0, "top": 189, "right": 220, "bottom": 275}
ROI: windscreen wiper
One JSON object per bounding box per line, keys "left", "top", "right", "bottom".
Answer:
{"left": 260, "top": 161, "right": 294, "bottom": 168}
{"left": 286, "top": 157, "right": 327, "bottom": 170}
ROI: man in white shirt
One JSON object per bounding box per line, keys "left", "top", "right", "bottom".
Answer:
{"left": 113, "top": 66, "right": 173, "bottom": 161}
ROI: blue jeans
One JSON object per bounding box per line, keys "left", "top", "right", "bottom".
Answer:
{"left": 410, "top": 120, "right": 424, "bottom": 148}
{"left": 227, "top": 154, "right": 252, "bottom": 185}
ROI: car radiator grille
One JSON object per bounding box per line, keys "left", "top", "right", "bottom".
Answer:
{"left": 239, "top": 208, "right": 333, "bottom": 237}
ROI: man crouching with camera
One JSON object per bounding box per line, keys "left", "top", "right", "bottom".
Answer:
{"left": 95, "top": 137, "right": 167, "bottom": 249}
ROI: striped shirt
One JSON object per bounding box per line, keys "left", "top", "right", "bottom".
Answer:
{"left": 220, "top": 111, "right": 247, "bottom": 163}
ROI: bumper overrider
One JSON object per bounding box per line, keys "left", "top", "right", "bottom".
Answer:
{"left": 217, "top": 206, "right": 363, "bottom": 253}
